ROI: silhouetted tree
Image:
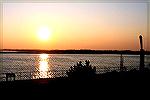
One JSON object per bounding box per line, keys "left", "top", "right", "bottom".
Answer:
{"left": 66, "top": 60, "right": 96, "bottom": 80}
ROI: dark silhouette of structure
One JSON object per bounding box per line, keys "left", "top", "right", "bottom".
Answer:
{"left": 120, "top": 54, "right": 126, "bottom": 71}
{"left": 6, "top": 73, "right": 15, "bottom": 81}
{"left": 139, "top": 35, "right": 145, "bottom": 70}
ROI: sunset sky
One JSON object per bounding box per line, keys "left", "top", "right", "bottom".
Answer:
{"left": 2, "top": 2, "right": 150, "bottom": 51}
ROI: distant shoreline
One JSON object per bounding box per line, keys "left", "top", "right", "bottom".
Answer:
{"left": 0, "top": 49, "right": 150, "bottom": 55}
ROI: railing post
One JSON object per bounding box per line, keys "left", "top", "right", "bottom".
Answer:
{"left": 140, "top": 49, "right": 145, "bottom": 70}
{"left": 120, "top": 54, "right": 123, "bottom": 67}
{"left": 139, "top": 35, "right": 145, "bottom": 70}
{"left": 120, "top": 54, "right": 126, "bottom": 71}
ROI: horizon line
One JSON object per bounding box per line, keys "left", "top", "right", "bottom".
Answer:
{"left": 1, "top": 49, "right": 149, "bottom": 51}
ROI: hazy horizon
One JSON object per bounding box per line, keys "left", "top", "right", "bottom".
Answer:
{"left": 1, "top": 48, "right": 149, "bottom": 51}
{"left": 2, "top": 2, "right": 150, "bottom": 51}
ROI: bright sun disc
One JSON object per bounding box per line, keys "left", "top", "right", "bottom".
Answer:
{"left": 37, "top": 26, "right": 51, "bottom": 41}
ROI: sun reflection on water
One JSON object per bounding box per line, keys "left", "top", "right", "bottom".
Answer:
{"left": 38, "top": 54, "right": 52, "bottom": 78}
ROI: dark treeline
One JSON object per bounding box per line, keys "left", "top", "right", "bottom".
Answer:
{"left": 1, "top": 49, "right": 150, "bottom": 55}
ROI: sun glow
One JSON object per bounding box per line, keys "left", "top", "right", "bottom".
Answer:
{"left": 37, "top": 26, "right": 51, "bottom": 41}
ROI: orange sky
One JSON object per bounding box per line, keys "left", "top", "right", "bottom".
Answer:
{"left": 2, "top": 2, "right": 150, "bottom": 51}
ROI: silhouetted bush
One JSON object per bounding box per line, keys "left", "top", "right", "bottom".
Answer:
{"left": 66, "top": 60, "right": 96, "bottom": 79}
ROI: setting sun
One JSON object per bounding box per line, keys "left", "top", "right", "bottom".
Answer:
{"left": 37, "top": 26, "right": 51, "bottom": 41}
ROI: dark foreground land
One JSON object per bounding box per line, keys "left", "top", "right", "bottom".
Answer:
{"left": 0, "top": 69, "right": 150, "bottom": 98}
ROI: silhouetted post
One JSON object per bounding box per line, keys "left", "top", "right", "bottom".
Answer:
{"left": 120, "top": 54, "right": 126, "bottom": 71}
{"left": 120, "top": 54, "right": 123, "bottom": 71}
{"left": 139, "top": 35, "right": 145, "bottom": 70}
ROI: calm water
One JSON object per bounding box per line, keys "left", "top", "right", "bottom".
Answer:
{"left": 0, "top": 54, "right": 150, "bottom": 81}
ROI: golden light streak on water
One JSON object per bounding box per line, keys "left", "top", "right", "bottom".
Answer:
{"left": 37, "top": 54, "right": 52, "bottom": 78}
